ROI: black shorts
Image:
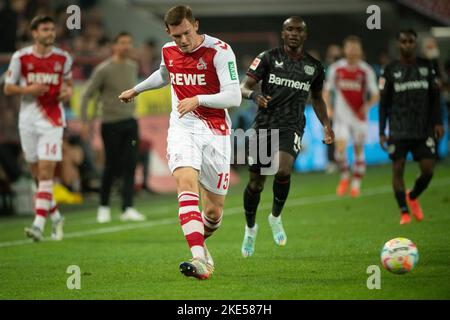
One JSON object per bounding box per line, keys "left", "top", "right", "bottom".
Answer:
{"left": 388, "top": 137, "right": 437, "bottom": 161}
{"left": 247, "top": 129, "right": 302, "bottom": 173}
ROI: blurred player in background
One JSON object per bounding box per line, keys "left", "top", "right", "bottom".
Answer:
{"left": 119, "top": 5, "right": 241, "bottom": 279}
{"left": 324, "top": 36, "right": 379, "bottom": 198}
{"left": 240, "top": 16, "right": 334, "bottom": 257}
{"left": 379, "top": 29, "right": 444, "bottom": 225}
{"left": 3, "top": 16, "right": 73, "bottom": 241}
{"left": 80, "top": 31, "right": 146, "bottom": 223}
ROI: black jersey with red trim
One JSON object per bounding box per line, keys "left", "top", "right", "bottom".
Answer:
{"left": 247, "top": 47, "right": 325, "bottom": 133}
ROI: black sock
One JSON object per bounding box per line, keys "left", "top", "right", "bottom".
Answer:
{"left": 272, "top": 175, "right": 291, "bottom": 217}
{"left": 394, "top": 190, "right": 409, "bottom": 214}
{"left": 409, "top": 174, "right": 433, "bottom": 200}
{"left": 244, "top": 185, "right": 262, "bottom": 228}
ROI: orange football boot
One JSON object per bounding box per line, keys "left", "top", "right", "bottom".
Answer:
{"left": 406, "top": 191, "right": 424, "bottom": 222}
{"left": 400, "top": 213, "right": 411, "bottom": 225}
{"left": 336, "top": 179, "right": 349, "bottom": 197}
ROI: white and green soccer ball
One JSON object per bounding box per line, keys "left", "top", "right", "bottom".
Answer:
{"left": 381, "top": 237, "right": 419, "bottom": 274}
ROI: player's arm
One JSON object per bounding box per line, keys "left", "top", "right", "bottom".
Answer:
{"left": 310, "top": 66, "right": 334, "bottom": 144}
{"left": 362, "top": 65, "right": 380, "bottom": 116}
{"left": 378, "top": 67, "right": 392, "bottom": 151}
{"left": 311, "top": 89, "right": 334, "bottom": 145}
{"left": 241, "top": 52, "right": 271, "bottom": 108}
{"left": 59, "top": 79, "right": 73, "bottom": 103}
{"left": 3, "top": 52, "right": 49, "bottom": 97}
{"left": 58, "top": 52, "right": 74, "bottom": 103}
{"left": 4, "top": 82, "right": 49, "bottom": 96}
{"left": 119, "top": 64, "right": 169, "bottom": 103}
{"left": 428, "top": 64, "right": 444, "bottom": 140}
{"left": 241, "top": 75, "right": 271, "bottom": 108}
{"left": 322, "top": 65, "right": 336, "bottom": 118}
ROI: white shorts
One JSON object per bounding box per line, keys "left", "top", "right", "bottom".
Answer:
{"left": 19, "top": 125, "right": 63, "bottom": 163}
{"left": 333, "top": 118, "right": 367, "bottom": 145}
{"left": 167, "top": 130, "right": 231, "bottom": 196}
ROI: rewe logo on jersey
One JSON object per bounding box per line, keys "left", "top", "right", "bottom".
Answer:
{"left": 170, "top": 72, "right": 206, "bottom": 86}
{"left": 27, "top": 72, "right": 59, "bottom": 85}
{"left": 338, "top": 79, "right": 363, "bottom": 91}
{"left": 268, "top": 73, "right": 310, "bottom": 91}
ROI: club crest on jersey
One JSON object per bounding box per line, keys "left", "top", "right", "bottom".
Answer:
{"left": 419, "top": 67, "right": 428, "bottom": 77}
{"left": 27, "top": 63, "right": 34, "bottom": 71}
{"left": 393, "top": 71, "right": 402, "bottom": 79}
{"left": 168, "top": 60, "right": 174, "bottom": 67}
{"left": 274, "top": 60, "right": 284, "bottom": 69}
{"left": 304, "top": 65, "right": 315, "bottom": 75}
{"left": 197, "top": 57, "right": 207, "bottom": 70}
{"left": 54, "top": 62, "right": 62, "bottom": 72}
{"left": 250, "top": 58, "right": 261, "bottom": 71}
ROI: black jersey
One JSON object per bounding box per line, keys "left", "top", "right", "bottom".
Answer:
{"left": 379, "top": 57, "right": 442, "bottom": 140}
{"left": 247, "top": 47, "right": 325, "bottom": 133}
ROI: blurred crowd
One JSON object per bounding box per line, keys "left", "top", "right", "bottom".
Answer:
{"left": 0, "top": 0, "right": 449, "bottom": 215}
{"left": 0, "top": 0, "right": 160, "bottom": 79}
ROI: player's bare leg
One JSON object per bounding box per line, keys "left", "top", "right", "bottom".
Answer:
{"left": 350, "top": 143, "right": 366, "bottom": 197}
{"left": 407, "top": 159, "right": 434, "bottom": 221}
{"left": 200, "top": 186, "right": 225, "bottom": 273}
{"left": 242, "top": 171, "right": 266, "bottom": 257}
{"left": 174, "top": 167, "right": 210, "bottom": 279}
{"left": 335, "top": 139, "right": 350, "bottom": 196}
{"left": 392, "top": 159, "right": 411, "bottom": 225}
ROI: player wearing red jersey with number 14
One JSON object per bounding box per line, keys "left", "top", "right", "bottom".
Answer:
{"left": 4, "top": 16, "right": 73, "bottom": 242}
{"left": 119, "top": 5, "right": 241, "bottom": 279}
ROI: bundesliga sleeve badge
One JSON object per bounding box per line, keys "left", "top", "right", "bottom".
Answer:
{"left": 250, "top": 58, "right": 261, "bottom": 71}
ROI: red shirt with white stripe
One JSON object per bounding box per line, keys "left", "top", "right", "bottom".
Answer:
{"left": 5, "top": 45, "right": 73, "bottom": 128}
{"left": 161, "top": 34, "right": 239, "bottom": 135}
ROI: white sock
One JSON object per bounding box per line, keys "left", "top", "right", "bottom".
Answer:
{"left": 191, "top": 246, "right": 206, "bottom": 260}
{"left": 33, "top": 215, "right": 46, "bottom": 231}
{"left": 269, "top": 213, "right": 281, "bottom": 222}
{"left": 49, "top": 200, "right": 61, "bottom": 223}
{"left": 351, "top": 178, "right": 362, "bottom": 190}
{"left": 99, "top": 206, "right": 110, "bottom": 213}
{"left": 246, "top": 224, "right": 258, "bottom": 235}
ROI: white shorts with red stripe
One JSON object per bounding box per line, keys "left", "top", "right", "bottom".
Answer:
{"left": 167, "top": 129, "right": 231, "bottom": 196}
{"left": 19, "top": 124, "right": 63, "bottom": 163}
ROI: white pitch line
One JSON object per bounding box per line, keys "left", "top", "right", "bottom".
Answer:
{"left": 1, "top": 178, "right": 449, "bottom": 249}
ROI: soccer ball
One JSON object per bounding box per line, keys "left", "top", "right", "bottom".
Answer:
{"left": 381, "top": 237, "right": 419, "bottom": 274}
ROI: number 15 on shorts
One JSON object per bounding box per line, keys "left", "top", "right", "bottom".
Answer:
{"left": 217, "top": 173, "right": 230, "bottom": 190}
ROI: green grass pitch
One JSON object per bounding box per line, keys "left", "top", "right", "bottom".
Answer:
{"left": 0, "top": 161, "right": 449, "bottom": 300}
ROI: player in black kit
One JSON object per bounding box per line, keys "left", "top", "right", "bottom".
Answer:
{"left": 240, "top": 16, "right": 334, "bottom": 257}
{"left": 379, "top": 29, "right": 444, "bottom": 225}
